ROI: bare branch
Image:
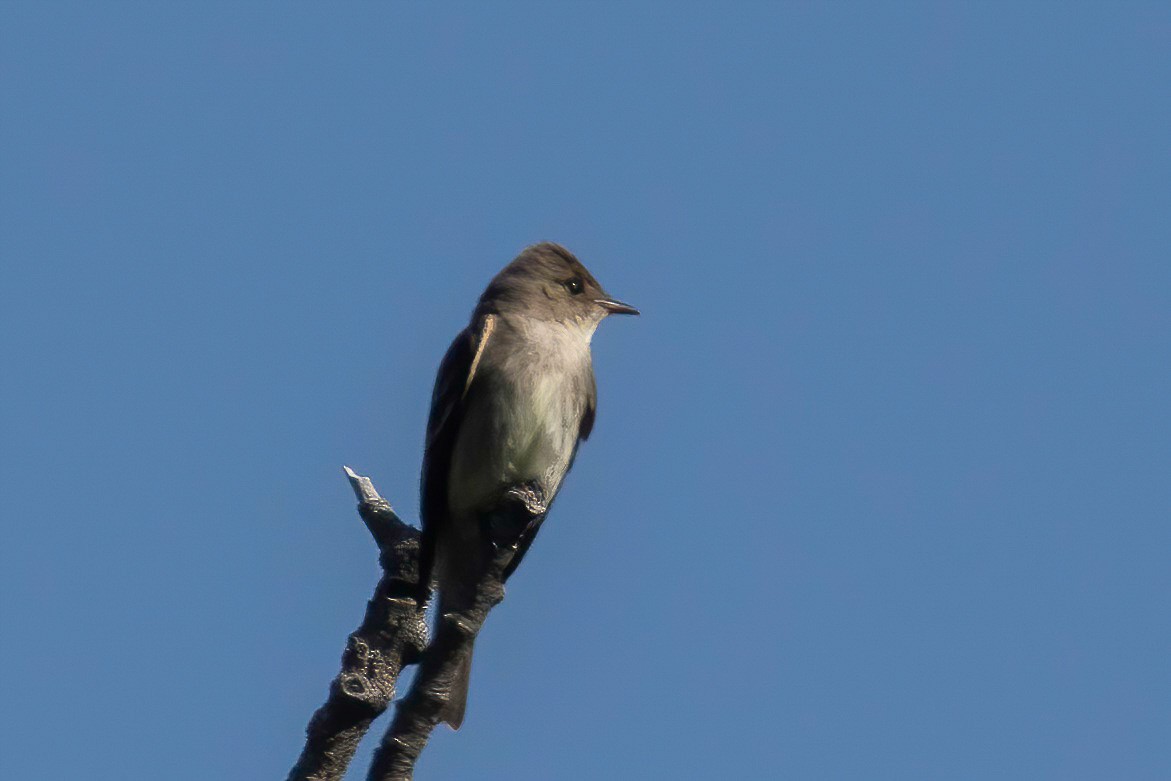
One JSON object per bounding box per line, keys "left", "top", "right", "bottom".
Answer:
{"left": 366, "top": 485, "right": 544, "bottom": 781}
{"left": 289, "top": 472, "right": 540, "bottom": 781}
{"left": 365, "top": 545, "right": 512, "bottom": 780}
{"left": 287, "top": 469, "right": 428, "bottom": 781}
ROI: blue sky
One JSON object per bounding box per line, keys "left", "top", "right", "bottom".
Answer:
{"left": 2, "top": 3, "right": 1169, "bottom": 779}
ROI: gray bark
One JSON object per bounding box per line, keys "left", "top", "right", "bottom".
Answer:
{"left": 288, "top": 469, "right": 536, "bottom": 781}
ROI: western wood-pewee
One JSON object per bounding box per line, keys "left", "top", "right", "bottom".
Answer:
{"left": 418, "top": 242, "right": 637, "bottom": 728}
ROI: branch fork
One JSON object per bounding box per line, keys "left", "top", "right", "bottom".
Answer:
{"left": 288, "top": 467, "right": 532, "bottom": 781}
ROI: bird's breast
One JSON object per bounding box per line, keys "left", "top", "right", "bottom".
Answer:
{"left": 447, "top": 318, "right": 593, "bottom": 515}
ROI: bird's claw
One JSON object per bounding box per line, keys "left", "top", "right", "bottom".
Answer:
{"left": 482, "top": 481, "right": 547, "bottom": 547}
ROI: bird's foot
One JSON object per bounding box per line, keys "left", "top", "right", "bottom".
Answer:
{"left": 482, "top": 481, "right": 547, "bottom": 548}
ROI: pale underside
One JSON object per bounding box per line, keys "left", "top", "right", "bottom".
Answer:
{"left": 446, "top": 313, "right": 598, "bottom": 518}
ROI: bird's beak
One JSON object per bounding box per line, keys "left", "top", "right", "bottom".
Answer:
{"left": 595, "top": 298, "right": 640, "bottom": 316}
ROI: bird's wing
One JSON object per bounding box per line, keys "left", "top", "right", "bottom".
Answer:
{"left": 418, "top": 315, "right": 494, "bottom": 603}
{"left": 578, "top": 370, "right": 597, "bottom": 441}
{"left": 462, "top": 313, "right": 495, "bottom": 400}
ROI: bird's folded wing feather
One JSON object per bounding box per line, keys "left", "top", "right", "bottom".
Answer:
{"left": 579, "top": 371, "right": 597, "bottom": 441}
{"left": 418, "top": 315, "right": 493, "bottom": 601}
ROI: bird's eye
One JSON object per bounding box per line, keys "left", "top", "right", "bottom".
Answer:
{"left": 565, "top": 277, "right": 583, "bottom": 295}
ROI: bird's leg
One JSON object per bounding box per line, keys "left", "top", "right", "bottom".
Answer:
{"left": 482, "top": 480, "right": 547, "bottom": 550}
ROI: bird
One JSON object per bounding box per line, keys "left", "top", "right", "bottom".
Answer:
{"left": 418, "top": 242, "right": 638, "bottom": 728}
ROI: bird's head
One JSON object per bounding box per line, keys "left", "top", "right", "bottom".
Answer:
{"left": 478, "top": 243, "right": 639, "bottom": 325}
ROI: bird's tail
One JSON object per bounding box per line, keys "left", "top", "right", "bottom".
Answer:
{"left": 440, "top": 639, "right": 474, "bottom": 730}
{"left": 436, "top": 582, "right": 476, "bottom": 730}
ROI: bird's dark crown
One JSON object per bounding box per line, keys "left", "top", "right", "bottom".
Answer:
{"left": 476, "top": 242, "right": 608, "bottom": 321}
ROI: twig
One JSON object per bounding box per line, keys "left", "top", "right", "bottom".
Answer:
{"left": 365, "top": 546, "right": 513, "bottom": 780}
{"left": 366, "top": 485, "right": 542, "bottom": 781}
{"left": 286, "top": 468, "right": 429, "bottom": 781}
{"left": 289, "top": 470, "right": 537, "bottom": 781}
